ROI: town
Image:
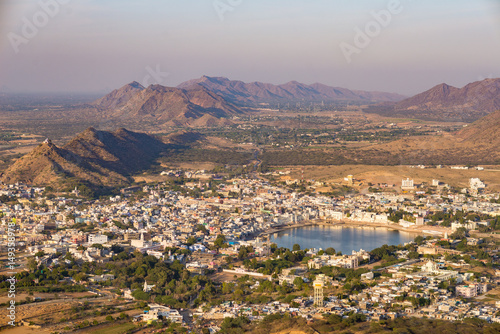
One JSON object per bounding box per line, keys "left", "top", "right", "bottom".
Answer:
{"left": 0, "top": 168, "right": 499, "bottom": 333}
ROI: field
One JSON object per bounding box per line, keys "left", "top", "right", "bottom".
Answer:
{"left": 0, "top": 327, "right": 52, "bottom": 334}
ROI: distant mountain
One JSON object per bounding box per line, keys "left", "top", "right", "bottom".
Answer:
{"left": 1, "top": 127, "right": 167, "bottom": 191}
{"left": 177, "top": 76, "right": 405, "bottom": 105}
{"left": 92, "top": 83, "right": 241, "bottom": 127}
{"left": 365, "top": 78, "right": 500, "bottom": 122}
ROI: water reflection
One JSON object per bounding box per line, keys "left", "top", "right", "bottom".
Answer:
{"left": 269, "top": 226, "right": 417, "bottom": 253}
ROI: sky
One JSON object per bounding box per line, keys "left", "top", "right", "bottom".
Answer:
{"left": 0, "top": 0, "right": 499, "bottom": 95}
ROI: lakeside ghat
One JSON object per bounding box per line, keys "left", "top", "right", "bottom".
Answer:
{"left": 258, "top": 218, "right": 451, "bottom": 238}
{"left": 257, "top": 218, "right": 451, "bottom": 252}
{"left": 268, "top": 224, "right": 418, "bottom": 255}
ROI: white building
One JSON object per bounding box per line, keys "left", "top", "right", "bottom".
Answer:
{"left": 143, "top": 304, "right": 183, "bottom": 323}
{"left": 88, "top": 234, "right": 108, "bottom": 245}
{"left": 470, "top": 178, "right": 485, "bottom": 190}
{"left": 401, "top": 178, "right": 414, "bottom": 190}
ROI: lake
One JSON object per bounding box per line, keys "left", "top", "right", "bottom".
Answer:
{"left": 269, "top": 225, "right": 417, "bottom": 254}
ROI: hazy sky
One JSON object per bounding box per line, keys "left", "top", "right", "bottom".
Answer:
{"left": 1, "top": 0, "right": 499, "bottom": 95}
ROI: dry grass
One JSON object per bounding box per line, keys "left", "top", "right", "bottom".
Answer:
{"left": 286, "top": 164, "right": 500, "bottom": 191}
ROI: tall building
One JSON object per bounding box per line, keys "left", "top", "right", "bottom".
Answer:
{"left": 313, "top": 274, "right": 325, "bottom": 307}
{"left": 401, "top": 178, "right": 414, "bottom": 190}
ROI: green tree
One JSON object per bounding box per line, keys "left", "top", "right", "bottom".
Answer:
{"left": 214, "top": 234, "right": 227, "bottom": 250}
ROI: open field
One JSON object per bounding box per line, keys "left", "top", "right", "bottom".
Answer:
{"left": 0, "top": 293, "right": 143, "bottom": 333}
{"left": 285, "top": 164, "right": 500, "bottom": 192}
{"left": 0, "top": 292, "right": 93, "bottom": 305}
{"left": 0, "top": 327, "right": 52, "bottom": 334}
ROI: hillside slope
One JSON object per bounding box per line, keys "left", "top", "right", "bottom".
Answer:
{"left": 0, "top": 128, "right": 167, "bottom": 191}
{"left": 92, "top": 83, "right": 241, "bottom": 127}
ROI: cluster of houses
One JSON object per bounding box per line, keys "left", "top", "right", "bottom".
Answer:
{"left": 0, "top": 172, "right": 499, "bottom": 329}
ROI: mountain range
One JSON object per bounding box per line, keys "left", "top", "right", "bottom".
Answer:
{"left": 92, "top": 76, "right": 500, "bottom": 124}
{"left": 365, "top": 78, "right": 500, "bottom": 122}
{"left": 90, "top": 76, "right": 408, "bottom": 127}
{"left": 177, "top": 75, "right": 405, "bottom": 104}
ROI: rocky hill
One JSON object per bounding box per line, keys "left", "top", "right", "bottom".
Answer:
{"left": 0, "top": 128, "right": 167, "bottom": 192}
{"left": 365, "top": 78, "right": 500, "bottom": 122}
{"left": 177, "top": 75, "right": 405, "bottom": 105}
{"left": 93, "top": 81, "right": 145, "bottom": 110}
{"left": 456, "top": 108, "right": 500, "bottom": 145}
{"left": 92, "top": 83, "right": 241, "bottom": 127}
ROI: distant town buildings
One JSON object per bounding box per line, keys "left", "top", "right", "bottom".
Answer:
{"left": 401, "top": 178, "right": 415, "bottom": 190}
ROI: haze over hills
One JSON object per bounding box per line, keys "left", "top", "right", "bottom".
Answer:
{"left": 365, "top": 78, "right": 500, "bottom": 122}
{"left": 87, "top": 77, "right": 500, "bottom": 127}
{"left": 0, "top": 127, "right": 167, "bottom": 191}
{"left": 177, "top": 76, "right": 406, "bottom": 105}
{"left": 89, "top": 76, "right": 408, "bottom": 127}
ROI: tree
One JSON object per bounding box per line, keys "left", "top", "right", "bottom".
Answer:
{"left": 27, "top": 258, "right": 38, "bottom": 271}
{"left": 293, "top": 277, "right": 303, "bottom": 289}
{"left": 214, "top": 234, "right": 227, "bottom": 250}
{"left": 408, "top": 251, "right": 420, "bottom": 259}
{"left": 325, "top": 247, "right": 336, "bottom": 255}
{"left": 34, "top": 251, "right": 45, "bottom": 258}
{"left": 196, "top": 224, "right": 208, "bottom": 234}
{"left": 236, "top": 247, "right": 246, "bottom": 260}
{"left": 186, "top": 236, "right": 197, "bottom": 246}
{"left": 450, "top": 227, "right": 468, "bottom": 240}
{"left": 73, "top": 273, "right": 87, "bottom": 282}
{"left": 292, "top": 244, "right": 301, "bottom": 251}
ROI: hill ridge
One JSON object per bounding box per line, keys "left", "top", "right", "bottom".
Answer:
{"left": 366, "top": 78, "right": 500, "bottom": 122}
{"left": 177, "top": 75, "right": 406, "bottom": 104}
{"left": 1, "top": 127, "right": 167, "bottom": 193}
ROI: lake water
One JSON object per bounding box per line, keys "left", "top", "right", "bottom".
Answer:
{"left": 269, "top": 225, "right": 417, "bottom": 254}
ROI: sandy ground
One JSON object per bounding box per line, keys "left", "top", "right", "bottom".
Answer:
{"left": 0, "top": 327, "right": 52, "bottom": 334}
